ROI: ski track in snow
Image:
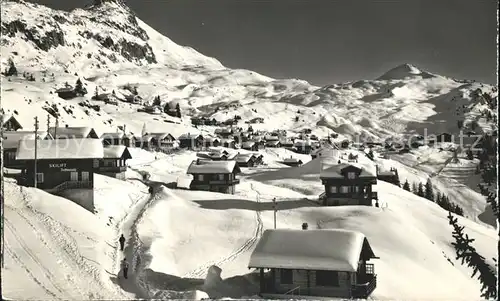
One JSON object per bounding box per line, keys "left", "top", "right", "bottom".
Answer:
{"left": 182, "top": 183, "right": 264, "bottom": 279}
{"left": 16, "top": 187, "right": 112, "bottom": 300}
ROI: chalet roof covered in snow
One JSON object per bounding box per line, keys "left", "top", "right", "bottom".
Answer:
{"left": 178, "top": 133, "right": 203, "bottom": 140}
{"left": 241, "top": 141, "right": 257, "bottom": 148}
{"left": 2, "top": 131, "right": 52, "bottom": 149}
{"left": 148, "top": 133, "right": 175, "bottom": 140}
{"left": 235, "top": 153, "right": 254, "bottom": 163}
{"left": 1, "top": 114, "right": 23, "bottom": 128}
{"left": 187, "top": 160, "right": 240, "bottom": 174}
{"left": 320, "top": 163, "right": 376, "bottom": 179}
{"left": 103, "top": 145, "right": 132, "bottom": 159}
{"left": 16, "top": 138, "right": 104, "bottom": 160}
{"left": 248, "top": 229, "right": 375, "bottom": 272}
{"left": 283, "top": 157, "right": 302, "bottom": 163}
{"left": 100, "top": 132, "right": 124, "bottom": 139}
{"left": 48, "top": 126, "right": 98, "bottom": 139}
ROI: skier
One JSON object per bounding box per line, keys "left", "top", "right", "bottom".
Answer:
{"left": 119, "top": 234, "right": 125, "bottom": 251}
{"left": 121, "top": 258, "right": 129, "bottom": 279}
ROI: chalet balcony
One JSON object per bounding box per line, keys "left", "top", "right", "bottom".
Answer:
{"left": 45, "top": 181, "right": 93, "bottom": 193}
{"left": 208, "top": 179, "right": 240, "bottom": 185}
{"left": 351, "top": 263, "right": 377, "bottom": 299}
{"left": 97, "top": 166, "right": 127, "bottom": 173}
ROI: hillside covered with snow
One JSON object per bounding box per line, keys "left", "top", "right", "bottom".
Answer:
{"left": 1, "top": 0, "right": 498, "bottom": 300}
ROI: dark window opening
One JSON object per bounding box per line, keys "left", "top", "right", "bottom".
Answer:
{"left": 280, "top": 269, "right": 293, "bottom": 284}
{"left": 316, "top": 270, "right": 339, "bottom": 287}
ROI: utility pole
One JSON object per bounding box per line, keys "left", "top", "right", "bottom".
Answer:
{"left": 34, "top": 117, "right": 39, "bottom": 188}
{"left": 54, "top": 116, "right": 59, "bottom": 139}
{"left": 0, "top": 112, "right": 4, "bottom": 268}
{"left": 272, "top": 197, "right": 277, "bottom": 229}
{"left": 46, "top": 114, "right": 51, "bottom": 131}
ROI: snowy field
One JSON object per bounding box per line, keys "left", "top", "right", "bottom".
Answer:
{"left": 1, "top": 0, "right": 498, "bottom": 300}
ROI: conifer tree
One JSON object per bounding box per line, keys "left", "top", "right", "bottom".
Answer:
{"left": 402, "top": 179, "right": 411, "bottom": 191}
{"left": 175, "top": 103, "right": 181, "bottom": 118}
{"left": 412, "top": 182, "right": 418, "bottom": 194}
{"left": 424, "top": 178, "right": 434, "bottom": 201}
{"left": 417, "top": 182, "right": 425, "bottom": 197}
{"left": 448, "top": 212, "right": 497, "bottom": 299}
{"left": 5, "top": 58, "right": 17, "bottom": 76}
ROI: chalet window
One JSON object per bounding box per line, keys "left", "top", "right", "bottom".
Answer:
{"left": 7, "top": 152, "right": 16, "bottom": 160}
{"left": 217, "top": 174, "right": 225, "bottom": 181}
{"left": 347, "top": 172, "right": 356, "bottom": 179}
{"left": 330, "top": 186, "right": 338, "bottom": 193}
{"left": 81, "top": 172, "right": 90, "bottom": 181}
{"left": 93, "top": 159, "right": 99, "bottom": 168}
{"left": 316, "top": 270, "right": 339, "bottom": 287}
{"left": 280, "top": 269, "right": 293, "bottom": 284}
{"left": 36, "top": 173, "right": 44, "bottom": 183}
{"left": 197, "top": 174, "right": 204, "bottom": 181}
{"left": 340, "top": 186, "right": 349, "bottom": 193}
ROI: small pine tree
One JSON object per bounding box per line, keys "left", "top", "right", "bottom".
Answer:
{"left": 448, "top": 212, "right": 497, "bottom": 299}
{"left": 367, "top": 149, "right": 374, "bottom": 161}
{"left": 402, "top": 179, "right": 411, "bottom": 191}
{"left": 5, "top": 58, "right": 17, "bottom": 76}
{"left": 175, "top": 103, "right": 181, "bottom": 118}
{"left": 295, "top": 116, "right": 299, "bottom": 122}
{"left": 417, "top": 182, "right": 425, "bottom": 197}
{"left": 412, "top": 182, "right": 418, "bottom": 194}
{"left": 163, "top": 102, "right": 170, "bottom": 114}
{"left": 153, "top": 95, "right": 161, "bottom": 106}
{"left": 424, "top": 178, "right": 434, "bottom": 201}
{"left": 132, "top": 86, "right": 138, "bottom": 95}
{"left": 112, "top": 90, "right": 116, "bottom": 96}
{"left": 94, "top": 86, "right": 98, "bottom": 98}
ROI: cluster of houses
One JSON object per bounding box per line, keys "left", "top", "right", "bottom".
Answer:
{"left": 3, "top": 114, "right": 384, "bottom": 299}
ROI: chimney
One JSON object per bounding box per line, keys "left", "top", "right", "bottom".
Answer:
{"left": 196, "top": 158, "right": 200, "bottom": 165}
{"left": 302, "top": 223, "right": 308, "bottom": 230}
{"left": 337, "top": 160, "right": 341, "bottom": 164}
{"left": 123, "top": 124, "right": 126, "bottom": 134}
{"left": 65, "top": 124, "right": 69, "bottom": 128}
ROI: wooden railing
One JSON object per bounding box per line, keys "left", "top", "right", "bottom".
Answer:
{"left": 284, "top": 286, "right": 301, "bottom": 296}
{"left": 47, "top": 181, "right": 93, "bottom": 193}
{"left": 351, "top": 274, "right": 377, "bottom": 299}
{"left": 97, "top": 166, "right": 127, "bottom": 172}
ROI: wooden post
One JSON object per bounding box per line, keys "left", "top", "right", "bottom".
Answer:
{"left": 0, "top": 112, "right": 4, "bottom": 268}
{"left": 54, "top": 116, "right": 59, "bottom": 139}
{"left": 34, "top": 117, "right": 39, "bottom": 188}
{"left": 272, "top": 197, "right": 277, "bottom": 229}
{"left": 46, "top": 114, "right": 50, "bottom": 131}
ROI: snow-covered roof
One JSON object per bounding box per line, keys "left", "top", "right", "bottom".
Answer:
{"left": 2, "top": 131, "right": 51, "bottom": 149}
{"left": 204, "top": 137, "right": 220, "bottom": 143}
{"left": 320, "top": 163, "right": 376, "bottom": 179}
{"left": 265, "top": 140, "right": 280, "bottom": 146}
{"left": 283, "top": 158, "right": 302, "bottom": 163}
{"left": 148, "top": 133, "right": 175, "bottom": 140}
{"left": 101, "top": 132, "right": 124, "bottom": 139}
{"left": 215, "top": 128, "right": 233, "bottom": 134}
{"left": 103, "top": 145, "right": 131, "bottom": 159}
{"left": 220, "top": 138, "right": 235, "bottom": 143}
{"left": 2, "top": 114, "right": 23, "bottom": 128}
{"left": 235, "top": 153, "right": 254, "bottom": 163}
{"left": 248, "top": 229, "right": 375, "bottom": 272}
{"left": 241, "top": 141, "right": 257, "bottom": 148}
{"left": 48, "top": 127, "right": 97, "bottom": 139}
{"left": 187, "top": 160, "right": 240, "bottom": 174}
{"left": 178, "top": 133, "right": 203, "bottom": 140}
{"left": 16, "top": 138, "right": 104, "bottom": 160}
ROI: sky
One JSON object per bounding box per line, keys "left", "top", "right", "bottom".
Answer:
{"left": 28, "top": 0, "right": 498, "bottom": 85}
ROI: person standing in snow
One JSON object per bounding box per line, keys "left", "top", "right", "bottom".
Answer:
{"left": 119, "top": 234, "right": 125, "bottom": 251}
{"left": 121, "top": 258, "right": 129, "bottom": 279}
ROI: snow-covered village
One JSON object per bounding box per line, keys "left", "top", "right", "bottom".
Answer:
{"left": 0, "top": 0, "right": 498, "bottom": 300}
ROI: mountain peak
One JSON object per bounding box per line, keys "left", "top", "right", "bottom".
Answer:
{"left": 92, "top": 0, "right": 126, "bottom": 6}
{"left": 377, "top": 63, "right": 436, "bottom": 81}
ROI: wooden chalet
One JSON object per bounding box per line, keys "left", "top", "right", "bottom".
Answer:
{"left": 16, "top": 138, "right": 104, "bottom": 212}
{"left": 186, "top": 160, "right": 241, "bottom": 194}
{"left": 435, "top": 132, "right": 453, "bottom": 143}
{"left": 281, "top": 157, "right": 303, "bottom": 167}
{"left": 101, "top": 132, "right": 137, "bottom": 147}
{"left": 2, "top": 114, "right": 23, "bottom": 131}
{"left": 376, "top": 166, "right": 400, "bottom": 186}
{"left": 214, "top": 128, "right": 234, "bottom": 139}
{"left": 49, "top": 126, "right": 99, "bottom": 139}
{"left": 178, "top": 133, "right": 204, "bottom": 149}
{"left": 294, "top": 140, "right": 313, "bottom": 154}
{"left": 2, "top": 131, "right": 52, "bottom": 168}
{"left": 204, "top": 137, "right": 221, "bottom": 148}
{"left": 196, "top": 151, "right": 229, "bottom": 161}
{"left": 220, "top": 138, "right": 236, "bottom": 148}
{"left": 248, "top": 228, "right": 378, "bottom": 299}
{"left": 235, "top": 153, "right": 256, "bottom": 167}
{"left": 311, "top": 147, "right": 335, "bottom": 160}
{"left": 136, "top": 135, "right": 154, "bottom": 149}
{"left": 265, "top": 140, "right": 281, "bottom": 148}
{"left": 96, "top": 145, "right": 132, "bottom": 180}
{"left": 55, "top": 86, "right": 77, "bottom": 99}
{"left": 148, "top": 133, "right": 176, "bottom": 148}
{"left": 241, "top": 141, "right": 259, "bottom": 151}
{"left": 319, "top": 163, "right": 378, "bottom": 206}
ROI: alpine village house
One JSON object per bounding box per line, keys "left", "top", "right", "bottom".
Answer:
{"left": 248, "top": 227, "right": 378, "bottom": 299}
{"left": 319, "top": 163, "right": 378, "bottom": 206}
{"left": 16, "top": 138, "right": 104, "bottom": 212}
{"left": 186, "top": 159, "right": 241, "bottom": 194}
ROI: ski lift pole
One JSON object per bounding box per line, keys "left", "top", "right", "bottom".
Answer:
{"left": 272, "top": 197, "right": 277, "bottom": 229}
